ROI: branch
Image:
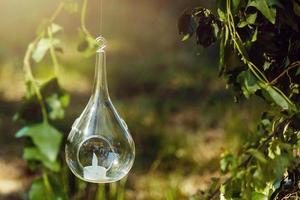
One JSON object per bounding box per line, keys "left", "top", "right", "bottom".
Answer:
{"left": 270, "top": 61, "right": 300, "bottom": 85}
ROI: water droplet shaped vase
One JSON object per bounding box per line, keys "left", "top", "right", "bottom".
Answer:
{"left": 65, "top": 37, "right": 135, "bottom": 183}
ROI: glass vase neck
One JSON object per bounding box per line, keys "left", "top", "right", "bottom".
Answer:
{"left": 92, "top": 49, "right": 109, "bottom": 99}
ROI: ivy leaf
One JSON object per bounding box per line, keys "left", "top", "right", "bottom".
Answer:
{"left": 220, "top": 151, "right": 233, "bottom": 173}
{"left": 32, "top": 38, "right": 60, "bottom": 62}
{"left": 196, "top": 10, "right": 220, "bottom": 47}
{"left": 232, "top": 0, "right": 241, "bottom": 13}
{"left": 247, "top": 148, "right": 267, "bottom": 164}
{"left": 248, "top": 0, "right": 276, "bottom": 24}
{"left": 263, "top": 86, "right": 290, "bottom": 110}
{"left": 14, "top": 78, "right": 68, "bottom": 123}
{"left": 246, "top": 13, "right": 258, "bottom": 24}
{"left": 24, "top": 147, "right": 60, "bottom": 171}
{"left": 77, "top": 31, "right": 99, "bottom": 57}
{"left": 29, "top": 178, "right": 47, "bottom": 200}
{"left": 16, "top": 122, "right": 63, "bottom": 162}
{"left": 29, "top": 177, "right": 67, "bottom": 200}
{"left": 238, "top": 21, "right": 248, "bottom": 28}
{"left": 268, "top": 142, "right": 281, "bottom": 159}
{"left": 217, "top": 8, "right": 226, "bottom": 21}
{"left": 273, "top": 154, "right": 292, "bottom": 179}
{"left": 49, "top": 23, "right": 63, "bottom": 35}
{"left": 40, "top": 78, "right": 62, "bottom": 97}
{"left": 251, "top": 28, "right": 258, "bottom": 42}
{"left": 46, "top": 93, "right": 70, "bottom": 120}
{"left": 60, "top": 93, "right": 70, "bottom": 107}
{"left": 263, "top": 61, "right": 271, "bottom": 71}
{"left": 239, "top": 70, "right": 260, "bottom": 98}
{"left": 178, "top": 11, "right": 197, "bottom": 41}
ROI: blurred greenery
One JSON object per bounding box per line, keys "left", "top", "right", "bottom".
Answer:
{"left": 0, "top": 0, "right": 264, "bottom": 199}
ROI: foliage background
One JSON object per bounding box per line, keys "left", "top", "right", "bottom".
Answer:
{"left": 178, "top": 0, "right": 300, "bottom": 199}
{"left": 0, "top": 0, "right": 265, "bottom": 199}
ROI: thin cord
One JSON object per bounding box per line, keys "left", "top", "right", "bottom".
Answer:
{"left": 96, "top": 0, "right": 106, "bottom": 50}
{"left": 99, "top": 0, "right": 103, "bottom": 35}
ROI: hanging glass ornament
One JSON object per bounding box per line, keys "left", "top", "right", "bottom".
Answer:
{"left": 65, "top": 37, "right": 135, "bottom": 183}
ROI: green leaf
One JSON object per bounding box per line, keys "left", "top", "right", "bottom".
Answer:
{"left": 178, "top": 12, "right": 197, "bottom": 38}
{"left": 32, "top": 38, "right": 60, "bottom": 62}
{"left": 29, "top": 178, "right": 47, "bottom": 200}
{"left": 251, "top": 192, "right": 267, "bottom": 200}
{"left": 246, "top": 13, "right": 257, "bottom": 24}
{"left": 251, "top": 28, "right": 258, "bottom": 42}
{"left": 77, "top": 32, "right": 99, "bottom": 57}
{"left": 239, "top": 70, "right": 260, "bottom": 98}
{"left": 16, "top": 122, "right": 62, "bottom": 162}
{"left": 248, "top": 0, "right": 276, "bottom": 24}
{"left": 232, "top": 0, "right": 241, "bottom": 13}
{"left": 247, "top": 149, "right": 267, "bottom": 164}
{"left": 263, "top": 86, "right": 290, "bottom": 110}
{"left": 46, "top": 93, "right": 69, "bottom": 120}
{"left": 273, "top": 154, "right": 292, "bottom": 179}
{"left": 14, "top": 78, "right": 67, "bottom": 123}
{"left": 60, "top": 93, "right": 70, "bottom": 107}
{"left": 263, "top": 61, "right": 271, "bottom": 70}
{"left": 238, "top": 21, "right": 248, "bottom": 28}
{"left": 49, "top": 23, "right": 63, "bottom": 34}
{"left": 220, "top": 152, "right": 233, "bottom": 173}
{"left": 268, "top": 141, "right": 281, "bottom": 159}
{"left": 181, "top": 34, "right": 190, "bottom": 41}
{"left": 217, "top": 8, "right": 226, "bottom": 21}
{"left": 29, "top": 176, "right": 67, "bottom": 200}
{"left": 237, "top": 13, "right": 256, "bottom": 28}
{"left": 24, "top": 147, "right": 60, "bottom": 171}
{"left": 47, "top": 94, "right": 64, "bottom": 120}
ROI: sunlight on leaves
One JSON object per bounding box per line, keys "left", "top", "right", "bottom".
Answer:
{"left": 16, "top": 122, "right": 63, "bottom": 162}
{"left": 32, "top": 38, "right": 60, "bottom": 63}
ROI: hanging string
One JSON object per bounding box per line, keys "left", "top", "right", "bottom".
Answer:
{"left": 96, "top": 0, "right": 106, "bottom": 50}
{"left": 99, "top": 0, "right": 103, "bottom": 35}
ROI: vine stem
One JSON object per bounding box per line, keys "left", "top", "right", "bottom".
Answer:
{"left": 48, "top": 27, "right": 60, "bottom": 78}
{"left": 225, "top": 0, "right": 268, "bottom": 84}
{"left": 23, "top": 39, "right": 48, "bottom": 122}
{"left": 80, "top": 0, "right": 93, "bottom": 37}
{"left": 23, "top": 1, "right": 65, "bottom": 123}
{"left": 49, "top": 2, "right": 65, "bottom": 23}
{"left": 42, "top": 171, "right": 55, "bottom": 200}
{"left": 270, "top": 61, "right": 300, "bottom": 85}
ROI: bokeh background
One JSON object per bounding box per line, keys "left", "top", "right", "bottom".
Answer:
{"left": 0, "top": 0, "right": 264, "bottom": 199}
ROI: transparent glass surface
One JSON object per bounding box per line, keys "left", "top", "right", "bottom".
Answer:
{"left": 65, "top": 37, "right": 135, "bottom": 183}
